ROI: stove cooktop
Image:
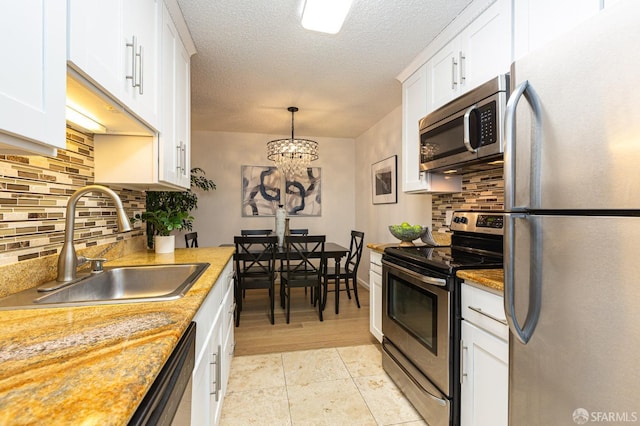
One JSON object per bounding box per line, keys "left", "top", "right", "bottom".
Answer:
{"left": 384, "top": 245, "right": 503, "bottom": 275}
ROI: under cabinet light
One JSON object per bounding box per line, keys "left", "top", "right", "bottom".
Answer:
{"left": 301, "top": 0, "right": 353, "bottom": 34}
{"left": 65, "top": 106, "right": 107, "bottom": 134}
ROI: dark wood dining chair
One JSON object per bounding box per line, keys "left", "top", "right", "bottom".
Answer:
{"left": 238, "top": 230, "right": 273, "bottom": 297}
{"left": 289, "top": 228, "right": 308, "bottom": 235}
{"left": 278, "top": 228, "right": 309, "bottom": 288}
{"left": 234, "top": 235, "right": 278, "bottom": 325}
{"left": 280, "top": 235, "right": 325, "bottom": 324}
{"left": 323, "top": 230, "right": 365, "bottom": 314}
{"left": 240, "top": 229, "right": 272, "bottom": 236}
{"left": 184, "top": 232, "right": 198, "bottom": 248}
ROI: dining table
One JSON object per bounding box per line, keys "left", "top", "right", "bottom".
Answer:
{"left": 229, "top": 240, "right": 350, "bottom": 314}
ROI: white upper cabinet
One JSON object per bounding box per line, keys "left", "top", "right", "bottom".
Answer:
{"left": 68, "top": 0, "right": 160, "bottom": 130}
{"left": 0, "top": 0, "right": 66, "bottom": 156}
{"left": 427, "top": 0, "right": 511, "bottom": 112}
{"left": 122, "top": 0, "right": 160, "bottom": 129}
{"left": 402, "top": 65, "right": 462, "bottom": 193}
{"left": 93, "top": 1, "right": 194, "bottom": 191}
{"left": 159, "top": 2, "right": 191, "bottom": 188}
{"left": 463, "top": 0, "right": 512, "bottom": 90}
{"left": 426, "top": 39, "right": 462, "bottom": 113}
{"left": 513, "top": 0, "right": 601, "bottom": 61}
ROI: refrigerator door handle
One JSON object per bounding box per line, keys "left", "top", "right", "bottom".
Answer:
{"left": 504, "top": 213, "right": 542, "bottom": 344}
{"left": 504, "top": 80, "right": 543, "bottom": 211}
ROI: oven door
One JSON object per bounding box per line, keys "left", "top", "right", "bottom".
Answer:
{"left": 381, "top": 259, "right": 451, "bottom": 396}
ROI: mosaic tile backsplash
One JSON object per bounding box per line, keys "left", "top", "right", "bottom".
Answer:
{"left": 0, "top": 128, "right": 145, "bottom": 270}
{"left": 432, "top": 167, "right": 504, "bottom": 230}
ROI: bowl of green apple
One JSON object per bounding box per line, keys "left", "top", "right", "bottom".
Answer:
{"left": 389, "top": 222, "right": 428, "bottom": 247}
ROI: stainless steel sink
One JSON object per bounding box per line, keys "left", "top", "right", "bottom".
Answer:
{"left": 0, "top": 263, "right": 209, "bottom": 310}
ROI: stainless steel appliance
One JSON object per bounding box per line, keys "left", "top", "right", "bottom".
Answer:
{"left": 419, "top": 75, "right": 509, "bottom": 174}
{"left": 504, "top": 2, "right": 640, "bottom": 424}
{"left": 382, "top": 212, "right": 504, "bottom": 426}
{"left": 129, "top": 322, "right": 196, "bottom": 426}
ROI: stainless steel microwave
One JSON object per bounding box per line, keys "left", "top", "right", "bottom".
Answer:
{"left": 419, "top": 74, "right": 509, "bottom": 173}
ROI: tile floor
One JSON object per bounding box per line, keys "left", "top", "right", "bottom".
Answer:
{"left": 219, "top": 343, "right": 426, "bottom": 425}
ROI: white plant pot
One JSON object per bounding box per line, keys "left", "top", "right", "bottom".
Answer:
{"left": 154, "top": 235, "right": 175, "bottom": 253}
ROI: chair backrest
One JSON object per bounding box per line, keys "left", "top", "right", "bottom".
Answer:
{"left": 283, "top": 235, "right": 325, "bottom": 281}
{"left": 184, "top": 232, "right": 198, "bottom": 248}
{"left": 234, "top": 236, "right": 278, "bottom": 277}
{"left": 345, "top": 231, "right": 365, "bottom": 274}
{"left": 289, "top": 228, "right": 309, "bottom": 235}
{"left": 240, "top": 229, "right": 272, "bottom": 236}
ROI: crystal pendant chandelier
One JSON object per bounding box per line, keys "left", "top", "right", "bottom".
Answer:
{"left": 267, "top": 107, "right": 318, "bottom": 178}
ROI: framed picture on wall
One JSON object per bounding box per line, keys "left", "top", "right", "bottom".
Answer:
{"left": 371, "top": 155, "right": 397, "bottom": 204}
{"left": 241, "top": 165, "right": 322, "bottom": 216}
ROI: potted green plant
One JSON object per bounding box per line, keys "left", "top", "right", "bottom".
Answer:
{"left": 132, "top": 209, "right": 194, "bottom": 253}
{"left": 142, "top": 168, "right": 216, "bottom": 248}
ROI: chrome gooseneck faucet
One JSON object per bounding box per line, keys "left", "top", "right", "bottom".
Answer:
{"left": 57, "top": 185, "right": 133, "bottom": 283}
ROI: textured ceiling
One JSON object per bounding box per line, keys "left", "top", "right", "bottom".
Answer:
{"left": 177, "top": 0, "right": 473, "bottom": 138}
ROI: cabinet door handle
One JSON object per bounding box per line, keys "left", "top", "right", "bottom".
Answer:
{"left": 210, "top": 345, "right": 222, "bottom": 400}
{"left": 460, "top": 340, "right": 468, "bottom": 384}
{"left": 137, "top": 45, "right": 144, "bottom": 95}
{"left": 468, "top": 305, "right": 508, "bottom": 325}
{"left": 176, "top": 143, "right": 182, "bottom": 172}
{"left": 126, "top": 35, "right": 137, "bottom": 88}
{"left": 180, "top": 141, "right": 186, "bottom": 174}
{"left": 451, "top": 57, "right": 458, "bottom": 89}
{"left": 459, "top": 51, "right": 466, "bottom": 83}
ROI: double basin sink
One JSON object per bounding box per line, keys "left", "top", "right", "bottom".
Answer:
{"left": 0, "top": 263, "right": 209, "bottom": 310}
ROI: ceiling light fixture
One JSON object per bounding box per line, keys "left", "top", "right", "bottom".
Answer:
{"left": 267, "top": 107, "right": 319, "bottom": 178}
{"left": 65, "top": 105, "right": 107, "bottom": 134}
{"left": 301, "top": 0, "right": 353, "bottom": 34}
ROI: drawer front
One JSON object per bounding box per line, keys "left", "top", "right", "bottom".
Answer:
{"left": 370, "top": 251, "right": 382, "bottom": 275}
{"left": 461, "top": 282, "right": 508, "bottom": 341}
{"left": 193, "top": 260, "right": 232, "bottom": 360}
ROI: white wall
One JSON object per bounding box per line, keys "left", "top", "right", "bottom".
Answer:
{"left": 354, "top": 105, "right": 433, "bottom": 285}
{"left": 190, "top": 131, "right": 356, "bottom": 248}
{"left": 189, "top": 107, "right": 434, "bottom": 288}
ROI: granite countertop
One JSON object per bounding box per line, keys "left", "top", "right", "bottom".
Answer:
{"left": 457, "top": 269, "right": 504, "bottom": 292}
{"left": 0, "top": 247, "right": 235, "bottom": 425}
{"left": 367, "top": 243, "right": 396, "bottom": 253}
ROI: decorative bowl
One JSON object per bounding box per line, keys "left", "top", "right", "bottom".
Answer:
{"left": 389, "top": 224, "right": 428, "bottom": 247}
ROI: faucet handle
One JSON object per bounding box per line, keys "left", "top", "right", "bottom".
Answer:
{"left": 84, "top": 257, "right": 108, "bottom": 273}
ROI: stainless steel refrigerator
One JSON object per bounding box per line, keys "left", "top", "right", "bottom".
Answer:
{"left": 504, "top": 2, "right": 640, "bottom": 424}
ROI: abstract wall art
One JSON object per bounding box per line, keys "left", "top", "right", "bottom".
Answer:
{"left": 241, "top": 165, "right": 322, "bottom": 216}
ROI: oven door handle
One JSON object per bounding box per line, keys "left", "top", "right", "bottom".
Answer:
{"left": 384, "top": 341, "right": 447, "bottom": 406}
{"left": 382, "top": 260, "right": 447, "bottom": 287}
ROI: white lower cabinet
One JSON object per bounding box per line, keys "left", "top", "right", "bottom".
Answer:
{"left": 369, "top": 251, "right": 383, "bottom": 342}
{"left": 460, "top": 282, "right": 508, "bottom": 426}
{"left": 190, "top": 259, "right": 234, "bottom": 426}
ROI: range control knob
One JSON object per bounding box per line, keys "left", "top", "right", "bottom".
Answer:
{"left": 460, "top": 217, "right": 468, "bottom": 224}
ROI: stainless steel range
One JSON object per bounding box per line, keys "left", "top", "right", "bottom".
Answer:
{"left": 381, "top": 211, "right": 504, "bottom": 426}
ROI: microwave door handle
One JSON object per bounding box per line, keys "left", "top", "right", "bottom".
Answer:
{"left": 463, "top": 104, "right": 478, "bottom": 153}
{"left": 504, "top": 213, "right": 542, "bottom": 345}
{"left": 504, "top": 80, "right": 543, "bottom": 211}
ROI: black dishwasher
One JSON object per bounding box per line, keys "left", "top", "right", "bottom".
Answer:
{"left": 129, "top": 321, "right": 196, "bottom": 426}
